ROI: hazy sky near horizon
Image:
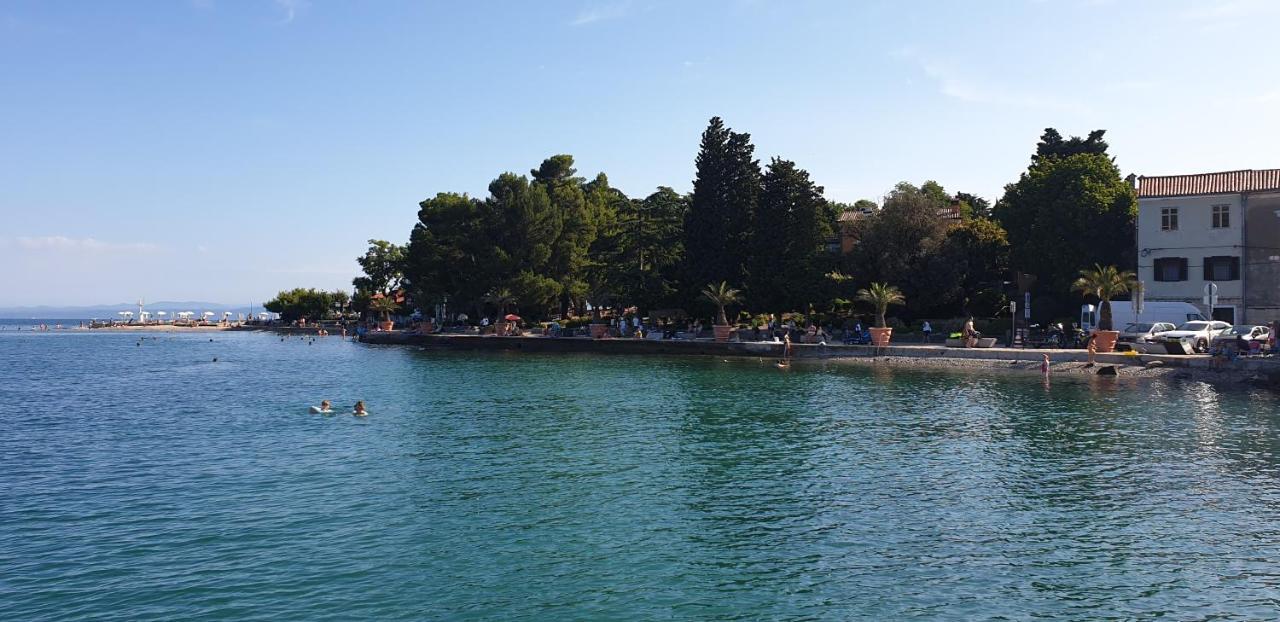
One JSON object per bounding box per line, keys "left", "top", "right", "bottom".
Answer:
{"left": 2, "top": 0, "right": 1277, "bottom": 306}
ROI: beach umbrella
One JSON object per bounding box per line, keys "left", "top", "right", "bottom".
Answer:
{"left": 156, "top": 311, "right": 167, "bottom": 316}
{"left": 202, "top": 311, "right": 215, "bottom": 317}
{"left": 504, "top": 314, "right": 521, "bottom": 322}
{"left": 118, "top": 311, "right": 133, "bottom": 317}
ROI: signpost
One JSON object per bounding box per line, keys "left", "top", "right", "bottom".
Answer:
{"left": 1131, "top": 281, "right": 1145, "bottom": 316}
{"left": 1023, "top": 292, "right": 1031, "bottom": 320}
{"left": 1010, "top": 301, "right": 1017, "bottom": 347}
{"left": 1203, "top": 282, "right": 1218, "bottom": 319}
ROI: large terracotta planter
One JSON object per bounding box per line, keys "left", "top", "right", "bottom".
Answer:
{"left": 713, "top": 325, "right": 733, "bottom": 342}
{"left": 589, "top": 323, "right": 609, "bottom": 339}
{"left": 1093, "top": 330, "right": 1119, "bottom": 353}
{"left": 379, "top": 320, "right": 395, "bottom": 331}
{"left": 869, "top": 327, "right": 893, "bottom": 347}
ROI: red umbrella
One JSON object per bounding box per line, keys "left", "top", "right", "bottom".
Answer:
{"left": 504, "top": 314, "right": 521, "bottom": 322}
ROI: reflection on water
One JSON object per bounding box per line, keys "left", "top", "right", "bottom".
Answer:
{"left": 1, "top": 332, "right": 1279, "bottom": 620}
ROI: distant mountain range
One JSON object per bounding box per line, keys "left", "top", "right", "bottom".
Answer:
{"left": 0, "top": 302, "right": 261, "bottom": 319}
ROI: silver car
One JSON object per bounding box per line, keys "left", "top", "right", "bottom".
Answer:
{"left": 1210, "top": 324, "right": 1271, "bottom": 349}
{"left": 1119, "top": 322, "right": 1176, "bottom": 344}
{"left": 1152, "top": 320, "right": 1232, "bottom": 353}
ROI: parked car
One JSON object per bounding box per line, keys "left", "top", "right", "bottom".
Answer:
{"left": 1210, "top": 324, "right": 1271, "bottom": 349}
{"left": 1118, "top": 322, "right": 1177, "bottom": 344}
{"left": 1152, "top": 320, "right": 1232, "bottom": 353}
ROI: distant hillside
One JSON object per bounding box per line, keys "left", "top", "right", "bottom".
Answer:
{"left": 0, "top": 302, "right": 260, "bottom": 319}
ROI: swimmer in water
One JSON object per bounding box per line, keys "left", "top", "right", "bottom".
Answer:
{"left": 352, "top": 401, "right": 367, "bottom": 416}
{"left": 319, "top": 400, "right": 331, "bottom": 413}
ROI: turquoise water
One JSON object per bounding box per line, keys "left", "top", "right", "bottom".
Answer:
{"left": 3, "top": 330, "right": 1280, "bottom": 620}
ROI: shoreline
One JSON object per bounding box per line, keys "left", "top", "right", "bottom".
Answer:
{"left": 359, "top": 331, "right": 1280, "bottom": 389}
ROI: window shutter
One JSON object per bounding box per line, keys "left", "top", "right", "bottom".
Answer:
{"left": 1203, "top": 258, "right": 1212, "bottom": 281}
{"left": 1180, "top": 258, "right": 1188, "bottom": 281}
{"left": 1230, "top": 256, "right": 1240, "bottom": 280}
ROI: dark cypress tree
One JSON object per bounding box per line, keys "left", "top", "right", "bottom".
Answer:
{"left": 682, "top": 117, "right": 759, "bottom": 302}
{"left": 749, "top": 158, "right": 834, "bottom": 313}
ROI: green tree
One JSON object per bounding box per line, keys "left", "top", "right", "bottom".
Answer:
{"left": 403, "top": 192, "right": 495, "bottom": 315}
{"left": 612, "top": 187, "right": 687, "bottom": 311}
{"left": 847, "top": 183, "right": 959, "bottom": 317}
{"left": 683, "top": 117, "right": 759, "bottom": 298}
{"left": 368, "top": 296, "right": 401, "bottom": 324}
{"left": 855, "top": 282, "right": 905, "bottom": 328}
{"left": 263, "top": 288, "right": 343, "bottom": 323}
{"left": 701, "top": 281, "right": 741, "bottom": 326}
{"left": 1072, "top": 264, "right": 1136, "bottom": 331}
{"left": 941, "top": 218, "right": 1011, "bottom": 315}
{"left": 993, "top": 128, "right": 1136, "bottom": 297}
{"left": 748, "top": 157, "right": 836, "bottom": 314}
{"left": 352, "top": 240, "right": 406, "bottom": 312}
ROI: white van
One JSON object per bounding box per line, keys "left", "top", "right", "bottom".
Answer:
{"left": 1080, "top": 302, "right": 1206, "bottom": 332}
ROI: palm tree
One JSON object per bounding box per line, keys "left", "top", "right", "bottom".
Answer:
{"left": 701, "top": 281, "right": 741, "bottom": 326}
{"left": 855, "top": 282, "right": 905, "bottom": 328}
{"left": 483, "top": 288, "right": 517, "bottom": 316}
{"left": 1072, "top": 264, "right": 1137, "bottom": 331}
{"left": 369, "top": 296, "right": 401, "bottom": 324}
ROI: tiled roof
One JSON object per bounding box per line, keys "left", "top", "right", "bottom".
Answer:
{"left": 1137, "top": 169, "right": 1280, "bottom": 198}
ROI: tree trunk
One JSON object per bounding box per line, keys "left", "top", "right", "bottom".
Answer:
{"left": 716, "top": 305, "right": 727, "bottom": 326}
{"left": 876, "top": 310, "right": 886, "bottom": 328}
{"left": 1100, "top": 299, "right": 1113, "bottom": 331}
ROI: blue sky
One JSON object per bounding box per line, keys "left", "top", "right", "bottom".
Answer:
{"left": 2, "top": 0, "right": 1277, "bottom": 305}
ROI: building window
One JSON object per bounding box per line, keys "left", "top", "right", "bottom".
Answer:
{"left": 1212, "top": 204, "right": 1230, "bottom": 228}
{"left": 1161, "top": 207, "right": 1178, "bottom": 231}
{"left": 1203, "top": 256, "right": 1240, "bottom": 281}
{"left": 1154, "top": 257, "right": 1187, "bottom": 281}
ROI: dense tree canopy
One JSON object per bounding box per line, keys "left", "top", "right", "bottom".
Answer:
{"left": 993, "top": 128, "right": 1136, "bottom": 298}
{"left": 332, "top": 119, "right": 1133, "bottom": 331}
{"left": 264, "top": 288, "right": 347, "bottom": 323}
{"left": 683, "top": 117, "right": 759, "bottom": 298}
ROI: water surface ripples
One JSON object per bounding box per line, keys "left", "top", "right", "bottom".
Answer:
{"left": 2, "top": 331, "right": 1279, "bottom": 619}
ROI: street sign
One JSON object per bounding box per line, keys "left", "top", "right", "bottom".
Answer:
{"left": 1023, "top": 292, "right": 1031, "bottom": 319}
{"left": 1203, "top": 282, "right": 1218, "bottom": 307}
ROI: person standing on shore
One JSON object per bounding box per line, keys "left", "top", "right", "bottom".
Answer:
{"left": 922, "top": 320, "right": 932, "bottom": 343}
{"left": 963, "top": 318, "right": 977, "bottom": 348}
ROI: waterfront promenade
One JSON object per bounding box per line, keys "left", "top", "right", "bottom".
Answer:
{"left": 359, "top": 331, "right": 1280, "bottom": 385}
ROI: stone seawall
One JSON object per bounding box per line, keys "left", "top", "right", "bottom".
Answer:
{"left": 357, "top": 332, "right": 1278, "bottom": 370}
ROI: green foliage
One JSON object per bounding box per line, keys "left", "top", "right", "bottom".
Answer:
{"left": 855, "top": 282, "right": 905, "bottom": 328}
{"left": 683, "top": 117, "right": 759, "bottom": 300}
{"left": 846, "top": 183, "right": 957, "bottom": 317}
{"left": 368, "top": 296, "right": 400, "bottom": 321}
{"left": 941, "top": 218, "right": 1011, "bottom": 316}
{"left": 1072, "top": 264, "right": 1137, "bottom": 331}
{"left": 700, "top": 281, "right": 741, "bottom": 326}
{"left": 353, "top": 239, "right": 406, "bottom": 298}
{"left": 748, "top": 157, "right": 836, "bottom": 313}
{"left": 993, "top": 128, "right": 1136, "bottom": 298}
{"left": 263, "top": 288, "right": 347, "bottom": 323}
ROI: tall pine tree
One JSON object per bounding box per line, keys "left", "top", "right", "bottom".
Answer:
{"left": 682, "top": 117, "right": 759, "bottom": 301}
{"left": 749, "top": 158, "right": 835, "bottom": 313}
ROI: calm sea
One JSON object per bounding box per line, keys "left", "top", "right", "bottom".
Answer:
{"left": 2, "top": 329, "right": 1279, "bottom": 620}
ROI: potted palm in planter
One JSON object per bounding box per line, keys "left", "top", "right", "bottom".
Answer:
{"left": 856, "top": 282, "right": 905, "bottom": 347}
{"left": 701, "top": 281, "right": 741, "bottom": 342}
{"left": 484, "top": 288, "right": 516, "bottom": 335}
{"left": 1072, "top": 264, "right": 1136, "bottom": 353}
{"left": 369, "top": 296, "right": 400, "bottom": 331}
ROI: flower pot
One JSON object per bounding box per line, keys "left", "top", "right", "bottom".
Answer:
{"left": 589, "top": 323, "right": 609, "bottom": 339}
{"left": 713, "top": 325, "right": 733, "bottom": 342}
{"left": 1093, "top": 330, "right": 1119, "bottom": 353}
{"left": 379, "top": 320, "right": 395, "bottom": 331}
{"left": 869, "top": 326, "right": 893, "bottom": 346}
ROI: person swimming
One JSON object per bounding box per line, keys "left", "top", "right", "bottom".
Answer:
{"left": 352, "top": 401, "right": 368, "bottom": 416}
{"left": 310, "top": 400, "right": 332, "bottom": 414}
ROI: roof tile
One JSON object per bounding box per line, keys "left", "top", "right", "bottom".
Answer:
{"left": 1137, "top": 169, "right": 1280, "bottom": 198}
